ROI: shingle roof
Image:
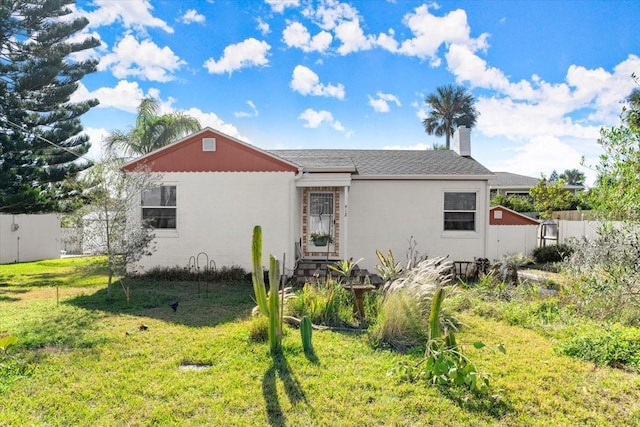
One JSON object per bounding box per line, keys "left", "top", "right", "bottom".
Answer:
{"left": 489, "top": 172, "right": 540, "bottom": 188}
{"left": 269, "top": 149, "right": 493, "bottom": 177}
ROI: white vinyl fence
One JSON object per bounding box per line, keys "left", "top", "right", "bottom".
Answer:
{"left": 486, "top": 220, "right": 624, "bottom": 264}
{"left": 0, "top": 214, "right": 61, "bottom": 263}
{"left": 557, "top": 220, "right": 623, "bottom": 244}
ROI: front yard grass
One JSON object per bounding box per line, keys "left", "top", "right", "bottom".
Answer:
{"left": 1, "top": 257, "right": 639, "bottom": 426}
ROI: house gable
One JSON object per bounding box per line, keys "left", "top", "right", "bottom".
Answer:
{"left": 123, "top": 128, "right": 299, "bottom": 173}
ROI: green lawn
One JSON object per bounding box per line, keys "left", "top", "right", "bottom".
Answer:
{"left": 1, "top": 258, "right": 639, "bottom": 426}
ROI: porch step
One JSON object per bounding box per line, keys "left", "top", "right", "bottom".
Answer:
{"left": 290, "top": 260, "right": 383, "bottom": 287}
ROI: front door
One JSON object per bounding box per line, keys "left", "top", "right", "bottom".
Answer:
{"left": 303, "top": 188, "right": 340, "bottom": 258}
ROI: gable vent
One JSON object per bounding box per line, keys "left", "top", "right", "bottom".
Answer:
{"left": 202, "top": 138, "right": 216, "bottom": 151}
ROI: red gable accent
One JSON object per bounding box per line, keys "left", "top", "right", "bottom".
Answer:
{"left": 490, "top": 205, "right": 540, "bottom": 226}
{"left": 122, "top": 128, "right": 298, "bottom": 173}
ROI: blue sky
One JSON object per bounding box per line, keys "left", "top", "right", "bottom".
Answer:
{"left": 70, "top": 0, "right": 640, "bottom": 185}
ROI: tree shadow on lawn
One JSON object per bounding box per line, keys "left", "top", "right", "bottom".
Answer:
{"left": 262, "top": 353, "right": 310, "bottom": 427}
{"left": 0, "top": 284, "right": 28, "bottom": 302}
{"left": 438, "top": 385, "right": 514, "bottom": 420}
{"left": 66, "top": 279, "right": 256, "bottom": 328}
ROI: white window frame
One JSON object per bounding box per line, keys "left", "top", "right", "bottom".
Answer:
{"left": 443, "top": 191, "right": 477, "bottom": 231}
{"left": 141, "top": 185, "right": 177, "bottom": 229}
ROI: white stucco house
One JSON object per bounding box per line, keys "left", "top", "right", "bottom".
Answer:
{"left": 123, "top": 127, "right": 494, "bottom": 274}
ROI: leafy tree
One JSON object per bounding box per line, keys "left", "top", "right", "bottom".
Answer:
{"left": 0, "top": 0, "right": 99, "bottom": 213}
{"left": 559, "top": 168, "right": 585, "bottom": 186}
{"left": 548, "top": 170, "right": 559, "bottom": 183}
{"left": 422, "top": 84, "right": 478, "bottom": 150}
{"left": 530, "top": 176, "right": 572, "bottom": 219}
{"left": 68, "top": 156, "right": 159, "bottom": 298}
{"left": 589, "top": 120, "right": 640, "bottom": 221}
{"left": 106, "top": 97, "right": 201, "bottom": 157}
{"left": 623, "top": 74, "right": 640, "bottom": 129}
{"left": 490, "top": 194, "right": 535, "bottom": 213}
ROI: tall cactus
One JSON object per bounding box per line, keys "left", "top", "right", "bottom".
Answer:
{"left": 300, "top": 315, "right": 313, "bottom": 352}
{"left": 251, "top": 225, "right": 282, "bottom": 354}
{"left": 252, "top": 226, "right": 269, "bottom": 316}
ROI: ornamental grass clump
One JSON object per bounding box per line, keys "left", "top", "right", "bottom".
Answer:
{"left": 371, "top": 256, "right": 455, "bottom": 351}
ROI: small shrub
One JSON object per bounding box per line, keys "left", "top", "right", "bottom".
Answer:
{"left": 131, "top": 265, "right": 249, "bottom": 283}
{"left": 533, "top": 244, "right": 573, "bottom": 264}
{"left": 285, "top": 281, "right": 353, "bottom": 327}
{"left": 501, "top": 298, "right": 562, "bottom": 327}
{"left": 557, "top": 325, "right": 640, "bottom": 372}
{"left": 247, "top": 315, "right": 269, "bottom": 343}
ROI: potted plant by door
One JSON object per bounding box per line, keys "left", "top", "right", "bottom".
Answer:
{"left": 310, "top": 231, "right": 333, "bottom": 247}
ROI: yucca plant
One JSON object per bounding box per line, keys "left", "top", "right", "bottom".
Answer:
{"left": 328, "top": 257, "right": 363, "bottom": 283}
{"left": 375, "top": 249, "right": 403, "bottom": 283}
{"left": 251, "top": 225, "right": 282, "bottom": 354}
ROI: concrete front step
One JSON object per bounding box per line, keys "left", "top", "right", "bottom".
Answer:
{"left": 291, "top": 260, "right": 383, "bottom": 286}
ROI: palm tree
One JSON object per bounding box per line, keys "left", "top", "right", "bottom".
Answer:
{"left": 422, "top": 84, "right": 478, "bottom": 150}
{"left": 106, "top": 97, "right": 201, "bottom": 157}
{"left": 559, "top": 169, "right": 585, "bottom": 186}
{"left": 625, "top": 86, "right": 640, "bottom": 129}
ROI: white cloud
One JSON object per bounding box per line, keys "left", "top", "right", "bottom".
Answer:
{"left": 78, "top": 0, "right": 173, "bottom": 34}
{"left": 71, "top": 81, "right": 145, "bottom": 113}
{"left": 381, "top": 4, "right": 489, "bottom": 67}
{"left": 282, "top": 22, "right": 332, "bottom": 53}
{"left": 84, "top": 127, "right": 111, "bottom": 161}
{"left": 99, "top": 35, "right": 186, "bottom": 82}
{"left": 485, "top": 136, "right": 593, "bottom": 185}
{"left": 181, "top": 9, "right": 205, "bottom": 25}
{"left": 334, "top": 17, "right": 376, "bottom": 55}
{"left": 203, "top": 38, "right": 271, "bottom": 74}
{"left": 234, "top": 100, "right": 259, "bottom": 118}
{"left": 303, "top": 0, "right": 376, "bottom": 55}
{"left": 182, "top": 107, "right": 244, "bottom": 140}
{"left": 368, "top": 92, "right": 401, "bottom": 113}
{"left": 298, "top": 108, "right": 348, "bottom": 134}
{"left": 311, "top": 0, "right": 359, "bottom": 30}
{"left": 265, "top": 0, "right": 300, "bottom": 13}
{"left": 290, "top": 65, "right": 345, "bottom": 99}
{"left": 256, "top": 17, "right": 270, "bottom": 35}
{"left": 383, "top": 143, "right": 432, "bottom": 150}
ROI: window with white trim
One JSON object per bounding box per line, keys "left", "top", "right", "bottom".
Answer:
{"left": 444, "top": 192, "right": 476, "bottom": 231}
{"left": 141, "top": 186, "right": 176, "bottom": 229}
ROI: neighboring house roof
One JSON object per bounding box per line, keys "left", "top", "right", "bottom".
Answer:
{"left": 270, "top": 149, "right": 493, "bottom": 178}
{"left": 489, "top": 205, "right": 541, "bottom": 226}
{"left": 489, "top": 171, "right": 584, "bottom": 192}
{"left": 489, "top": 172, "right": 539, "bottom": 189}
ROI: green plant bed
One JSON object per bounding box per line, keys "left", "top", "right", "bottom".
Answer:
{"left": 1, "top": 259, "right": 640, "bottom": 425}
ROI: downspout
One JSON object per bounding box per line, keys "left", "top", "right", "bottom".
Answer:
{"left": 483, "top": 180, "right": 490, "bottom": 259}
{"left": 343, "top": 185, "right": 349, "bottom": 259}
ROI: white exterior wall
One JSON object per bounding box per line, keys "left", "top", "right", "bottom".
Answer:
{"left": 345, "top": 179, "right": 489, "bottom": 273}
{"left": 487, "top": 224, "right": 539, "bottom": 262}
{"left": 133, "top": 172, "right": 298, "bottom": 273}
{"left": 0, "top": 214, "right": 61, "bottom": 263}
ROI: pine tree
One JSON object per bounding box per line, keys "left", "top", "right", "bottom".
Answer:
{"left": 0, "top": 0, "right": 99, "bottom": 213}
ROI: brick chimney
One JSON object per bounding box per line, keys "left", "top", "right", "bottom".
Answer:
{"left": 453, "top": 125, "right": 471, "bottom": 157}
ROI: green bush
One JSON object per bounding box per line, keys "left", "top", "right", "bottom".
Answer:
{"left": 285, "top": 281, "right": 353, "bottom": 327}
{"left": 557, "top": 325, "right": 640, "bottom": 372}
{"left": 131, "top": 265, "right": 249, "bottom": 283}
{"left": 533, "top": 244, "right": 574, "bottom": 263}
